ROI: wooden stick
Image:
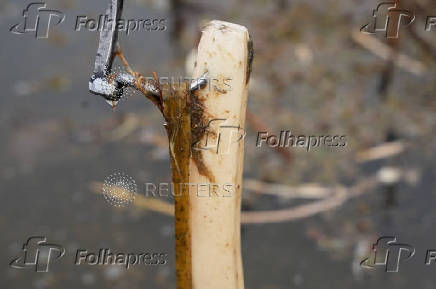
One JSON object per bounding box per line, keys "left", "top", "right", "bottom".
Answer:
{"left": 142, "top": 20, "right": 252, "bottom": 289}
{"left": 187, "top": 20, "right": 251, "bottom": 289}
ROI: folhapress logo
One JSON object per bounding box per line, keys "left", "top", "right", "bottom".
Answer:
{"left": 10, "top": 2, "right": 65, "bottom": 39}
{"left": 361, "top": 2, "right": 436, "bottom": 38}
{"left": 192, "top": 118, "right": 246, "bottom": 155}
{"left": 360, "top": 236, "right": 415, "bottom": 272}
{"left": 9, "top": 237, "right": 65, "bottom": 272}
{"left": 10, "top": 2, "right": 167, "bottom": 39}
{"left": 361, "top": 2, "right": 415, "bottom": 38}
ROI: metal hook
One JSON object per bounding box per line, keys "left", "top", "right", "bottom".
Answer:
{"left": 89, "top": 0, "right": 130, "bottom": 102}
{"left": 88, "top": 0, "right": 207, "bottom": 107}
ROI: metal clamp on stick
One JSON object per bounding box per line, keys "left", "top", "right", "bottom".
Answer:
{"left": 88, "top": 0, "right": 207, "bottom": 108}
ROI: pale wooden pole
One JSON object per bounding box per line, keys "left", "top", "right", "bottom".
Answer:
{"left": 187, "top": 20, "right": 252, "bottom": 289}
{"left": 157, "top": 20, "right": 252, "bottom": 289}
